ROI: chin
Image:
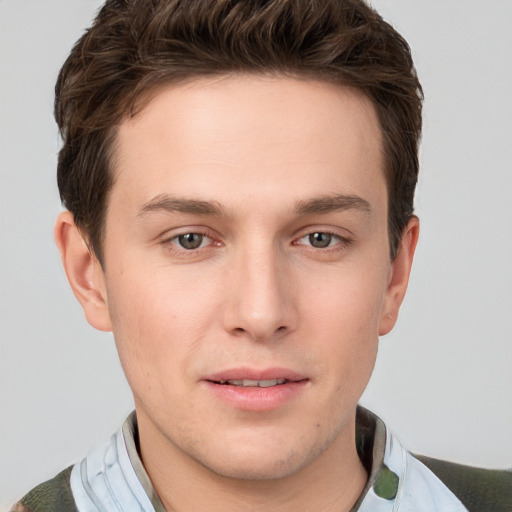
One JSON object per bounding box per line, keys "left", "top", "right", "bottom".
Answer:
{"left": 203, "top": 452, "right": 307, "bottom": 481}
{"left": 192, "top": 430, "right": 335, "bottom": 482}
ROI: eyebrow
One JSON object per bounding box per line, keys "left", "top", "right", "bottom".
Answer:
{"left": 137, "top": 193, "right": 371, "bottom": 219}
{"left": 137, "top": 195, "right": 225, "bottom": 218}
{"left": 294, "top": 194, "right": 372, "bottom": 216}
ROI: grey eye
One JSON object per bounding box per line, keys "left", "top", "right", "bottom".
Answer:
{"left": 308, "top": 232, "right": 333, "bottom": 248}
{"left": 178, "top": 233, "right": 204, "bottom": 249}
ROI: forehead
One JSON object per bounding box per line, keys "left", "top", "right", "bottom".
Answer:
{"left": 112, "top": 74, "right": 385, "bottom": 215}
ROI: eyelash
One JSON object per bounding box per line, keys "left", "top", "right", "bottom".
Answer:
{"left": 293, "top": 231, "right": 353, "bottom": 253}
{"left": 161, "top": 229, "right": 353, "bottom": 256}
{"left": 163, "top": 231, "right": 219, "bottom": 255}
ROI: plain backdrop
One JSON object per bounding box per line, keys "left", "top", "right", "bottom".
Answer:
{"left": 1, "top": 0, "right": 511, "bottom": 508}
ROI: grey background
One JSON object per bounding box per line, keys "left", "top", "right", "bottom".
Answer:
{"left": 1, "top": 0, "right": 511, "bottom": 508}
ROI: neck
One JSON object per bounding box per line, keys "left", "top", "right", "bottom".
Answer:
{"left": 137, "top": 412, "right": 368, "bottom": 512}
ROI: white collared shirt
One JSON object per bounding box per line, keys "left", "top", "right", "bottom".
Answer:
{"left": 68, "top": 408, "right": 468, "bottom": 511}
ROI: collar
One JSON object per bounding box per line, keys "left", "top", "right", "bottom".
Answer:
{"left": 69, "top": 407, "right": 468, "bottom": 511}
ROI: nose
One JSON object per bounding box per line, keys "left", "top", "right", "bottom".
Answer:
{"left": 221, "top": 241, "right": 298, "bottom": 342}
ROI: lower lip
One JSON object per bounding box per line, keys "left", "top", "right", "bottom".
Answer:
{"left": 203, "top": 380, "right": 308, "bottom": 411}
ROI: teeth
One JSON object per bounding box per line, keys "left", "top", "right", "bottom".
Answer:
{"left": 257, "top": 379, "right": 286, "bottom": 387}
{"left": 222, "top": 378, "right": 286, "bottom": 387}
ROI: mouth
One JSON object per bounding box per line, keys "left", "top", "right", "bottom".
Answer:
{"left": 203, "top": 369, "right": 309, "bottom": 411}
{"left": 203, "top": 367, "right": 308, "bottom": 386}
{"left": 210, "top": 378, "right": 289, "bottom": 388}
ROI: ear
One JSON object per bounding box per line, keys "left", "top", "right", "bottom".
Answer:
{"left": 54, "top": 211, "right": 112, "bottom": 332}
{"left": 378, "top": 216, "right": 420, "bottom": 336}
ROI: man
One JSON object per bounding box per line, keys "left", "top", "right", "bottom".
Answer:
{"left": 11, "top": 0, "right": 510, "bottom": 511}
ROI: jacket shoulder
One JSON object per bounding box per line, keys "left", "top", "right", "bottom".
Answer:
{"left": 415, "top": 454, "right": 512, "bottom": 512}
{"left": 11, "top": 466, "right": 78, "bottom": 512}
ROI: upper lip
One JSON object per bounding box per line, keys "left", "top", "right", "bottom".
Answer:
{"left": 203, "top": 367, "right": 308, "bottom": 383}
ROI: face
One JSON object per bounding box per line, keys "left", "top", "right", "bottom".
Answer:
{"left": 64, "top": 75, "right": 417, "bottom": 482}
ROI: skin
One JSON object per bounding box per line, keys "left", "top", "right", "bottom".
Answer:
{"left": 55, "top": 75, "right": 419, "bottom": 511}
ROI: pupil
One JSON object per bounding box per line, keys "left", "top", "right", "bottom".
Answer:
{"left": 179, "top": 233, "right": 203, "bottom": 249}
{"left": 309, "top": 232, "right": 331, "bottom": 248}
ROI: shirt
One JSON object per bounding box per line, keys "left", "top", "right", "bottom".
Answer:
{"left": 13, "top": 407, "right": 470, "bottom": 511}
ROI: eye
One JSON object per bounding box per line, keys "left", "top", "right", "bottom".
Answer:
{"left": 298, "top": 232, "right": 341, "bottom": 248}
{"left": 174, "top": 233, "right": 210, "bottom": 250}
{"left": 307, "top": 232, "right": 335, "bottom": 248}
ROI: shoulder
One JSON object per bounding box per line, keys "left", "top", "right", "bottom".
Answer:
{"left": 10, "top": 466, "right": 78, "bottom": 512}
{"left": 414, "top": 454, "right": 512, "bottom": 512}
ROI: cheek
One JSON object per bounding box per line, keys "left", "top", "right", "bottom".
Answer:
{"left": 300, "top": 264, "right": 386, "bottom": 381}
{"left": 104, "top": 265, "right": 221, "bottom": 387}
{"left": 304, "top": 263, "right": 389, "bottom": 335}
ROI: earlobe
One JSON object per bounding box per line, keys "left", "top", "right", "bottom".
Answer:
{"left": 54, "top": 211, "right": 112, "bottom": 332}
{"left": 378, "top": 216, "right": 420, "bottom": 336}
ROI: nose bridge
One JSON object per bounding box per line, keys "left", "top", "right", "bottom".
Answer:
{"left": 223, "top": 236, "right": 294, "bottom": 341}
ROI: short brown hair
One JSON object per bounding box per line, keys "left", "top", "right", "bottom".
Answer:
{"left": 56, "top": 0, "right": 423, "bottom": 262}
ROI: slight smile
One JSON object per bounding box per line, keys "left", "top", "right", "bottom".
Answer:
{"left": 203, "top": 368, "right": 309, "bottom": 412}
